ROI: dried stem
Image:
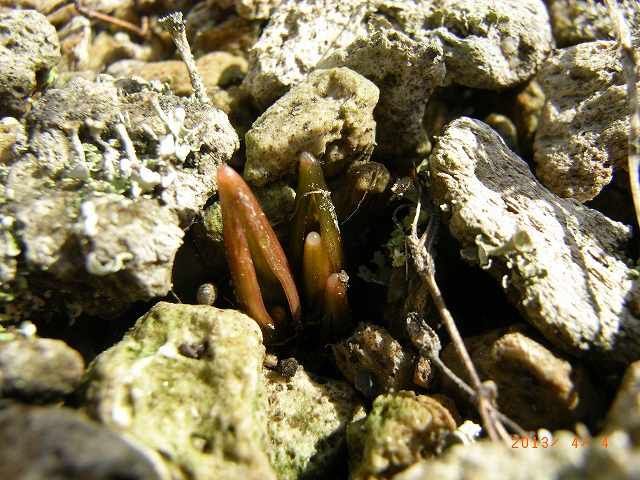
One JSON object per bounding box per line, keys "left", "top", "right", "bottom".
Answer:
{"left": 605, "top": 0, "right": 640, "bottom": 239}
{"left": 159, "top": 12, "right": 210, "bottom": 104}
{"left": 74, "top": 1, "right": 148, "bottom": 38}
{"left": 406, "top": 194, "right": 511, "bottom": 443}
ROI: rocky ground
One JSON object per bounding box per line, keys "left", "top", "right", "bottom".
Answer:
{"left": 1, "top": 1, "right": 640, "bottom": 479}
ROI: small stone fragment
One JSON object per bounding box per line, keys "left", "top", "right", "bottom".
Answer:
{"left": 264, "top": 365, "right": 362, "bottom": 479}
{"left": 244, "top": 67, "right": 378, "bottom": 186}
{"left": 0, "top": 336, "right": 85, "bottom": 402}
{"left": 534, "top": 41, "right": 639, "bottom": 202}
{"left": 441, "top": 326, "right": 601, "bottom": 430}
{"left": 0, "top": 117, "right": 23, "bottom": 164}
{"left": 0, "top": 9, "right": 60, "bottom": 116}
{"left": 348, "top": 391, "right": 457, "bottom": 480}
{"left": 605, "top": 360, "right": 640, "bottom": 445}
{"left": 0, "top": 405, "right": 161, "bottom": 480}
{"left": 84, "top": 302, "right": 276, "bottom": 480}
{"left": 430, "top": 117, "right": 640, "bottom": 364}
{"left": 334, "top": 323, "right": 414, "bottom": 397}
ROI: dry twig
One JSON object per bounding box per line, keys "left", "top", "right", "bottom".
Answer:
{"left": 605, "top": 0, "right": 640, "bottom": 238}
{"left": 74, "top": 1, "right": 149, "bottom": 38}
{"left": 405, "top": 192, "right": 512, "bottom": 443}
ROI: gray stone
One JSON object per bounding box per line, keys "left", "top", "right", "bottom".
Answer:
{"left": 1, "top": 76, "right": 238, "bottom": 318}
{"left": 392, "top": 431, "right": 640, "bottom": 480}
{"left": 244, "top": 67, "right": 378, "bottom": 186}
{"left": 348, "top": 391, "right": 457, "bottom": 480}
{"left": 534, "top": 41, "right": 638, "bottom": 202}
{"left": 0, "top": 9, "right": 60, "bottom": 116}
{"left": 429, "top": 117, "right": 640, "bottom": 364}
{"left": 84, "top": 302, "right": 276, "bottom": 480}
{"left": 0, "top": 336, "right": 84, "bottom": 401}
{"left": 0, "top": 405, "right": 161, "bottom": 480}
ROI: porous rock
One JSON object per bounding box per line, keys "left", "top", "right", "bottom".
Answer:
{"left": 264, "top": 366, "right": 362, "bottom": 479}
{"left": 334, "top": 323, "right": 414, "bottom": 398}
{"left": 605, "top": 360, "right": 640, "bottom": 445}
{"left": 441, "top": 326, "right": 601, "bottom": 430}
{"left": 0, "top": 336, "right": 84, "bottom": 402}
{"left": 1, "top": 76, "right": 238, "bottom": 318}
{"left": 244, "top": 67, "right": 378, "bottom": 186}
{"left": 534, "top": 41, "right": 639, "bottom": 202}
{"left": 392, "top": 431, "right": 640, "bottom": 480}
{"left": 0, "top": 9, "right": 60, "bottom": 116}
{"left": 0, "top": 405, "right": 161, "bottom": 480}
{"left": 84, "top": 302, "right": 276, "bottom": 480}
{"left": 429, "top": 117, "right": 640, "bottom": 364}
{"left": 348, "top": 391, "right": 457, "bottom": 480}
{"left": 244, "top": 0, "right": 551, "bottom": 108}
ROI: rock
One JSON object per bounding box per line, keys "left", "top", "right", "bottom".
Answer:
{"left": 235, "top": 0, "right": 282, "bottom": 19}
{"left": 0, "top": 405, "right": 161, "bottom": 480}
{"left": 108, "top": 51, "right": 248, "bottom": 96}
{"left": 84, "top": 302, "right": 276, "bottom": 480}
{"left": 546, "top": 0, "right": 639, "bottom": 47}
{"left": 0, "top": 336, "right": 84, "bottom": 402}
{"left": 334, "top": 323, "right": 414, "bottom": 398}
{"left": 264, "top": 366, "right": 362, "bottom": 479}
{"left": 0, "top": 9, "right": 60, "bottom": 116}
{"left": 0, "top": 116, "right": 23, "bottom": 164}
{"left": 86, "top": 31, "right": 159, "bottom": 73}
{"left": 392, "top": 430, "right": 640, "bottom": 480}
{"left": 348, "top": 391, "right": 457, "bottom": 480}
{"left": 511, "top": 80, "right": 545, "bottom": 157}
{"left": 605, "top": 360, "right": 640, "bottom": 444}
{"left": 244, "top": 0, "right": 551, "bottom": 109}
{"left": 320, "top": 20, "right": 445, "bottom": 157}
{"left": 441, "top": 326, "right": 601, "bottom": 430}
{"left": 534, "top": 41, "right": 638, "bottom": 202}
{"left": 429, "top": 117, "right": 640, "bottom": 364}
{"left": 2, "top": 76, "right": 238, "bottom": 318}
{"left": 244, "top": 67, "right": 378, "bottom": 186}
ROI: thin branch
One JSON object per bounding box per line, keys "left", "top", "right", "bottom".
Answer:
{"left": 74, "top": 1, "right": 149, "bottom": 38}
{"left": 406, "top": 195, "right": 511, "bottom": 443}
{"left": 606, "top": 0, "right": 640, "bottom": 238}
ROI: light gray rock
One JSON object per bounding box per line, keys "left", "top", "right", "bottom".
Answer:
{"left": 264, "top": 366, "right": 362, "bottom": 479}
{"left": 0, "top": 405, "right": 162, "bottom": 480}
{"left": 605, "top": 360, "right": 640, "bottom": 444}
{"left": 430, "top": 117, "right": 640, "bottom": 364}
{"left": 1, "top": 76, "right": 238, "bottom": 318}
{"left": 392, "top": 431, "right": 640, "bottom": 480}
{"left": 534, "top": 41, "right": 638, "bottom": 202}
{"left": 244, "top": 67, "right": 378, "bottom": 186}
{"left": 0, "top": 9, "right": 60, "bottom": 116}
{"left": 84, "top": 302, "right": 276, "bottom": 480}
{"left": 0, "top": 336, "right": 84, "bottom": 402}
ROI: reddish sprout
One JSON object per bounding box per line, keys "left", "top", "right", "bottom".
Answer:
{"left": 217, "top": 163, "right": 300, "bottom": 338}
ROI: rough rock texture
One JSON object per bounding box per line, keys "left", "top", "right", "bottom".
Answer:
{"left": 107, "top": 51, "right": 248, "bottom": 96}
{"left": 606, "top": 360, "right": 640, "bottom": 444}
{"left": 334, "top": 323, "right": 414, "bottom": 398}
{"left": 430, "top": 118, "right": 640, "bottom": 364}
{"left": 392, "top": 431, "right": 640, "bottom": 480}
{"left": 1, "top": 76, "right": 238, "bottom": 318}
{"left": 244, "top": 67, "right": 378, "bottom": 186}
{"left": 534, "top": 41, "right": 638, "bottom": 202}
{"left": 84, "top": 302, "right": 276, "bottom": 480}
{"left": 319, "top": 20, "right": 445, "bottom": 157}
{"left": 441, "top": 326, "right": 601, "bottom": 430}
{"left": 348, "top": 391, "right": 457, "bottom": 480}
{"left": 264, "top": 367, "right": 361, "bottom": 479}
{"left": 0, "top": 405, "right": 161, "bottom": 480}
{"left": 235, "top": 0, "right": 282, "bottom": 19}
{"left": 0, "top": 336, "right": 84, "bottom": 402}
{"left": 244, "top": 0, "right": 551, "bottom": 108}
{"left": 0, "top": 9, "right": 60, "bottom": 116}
